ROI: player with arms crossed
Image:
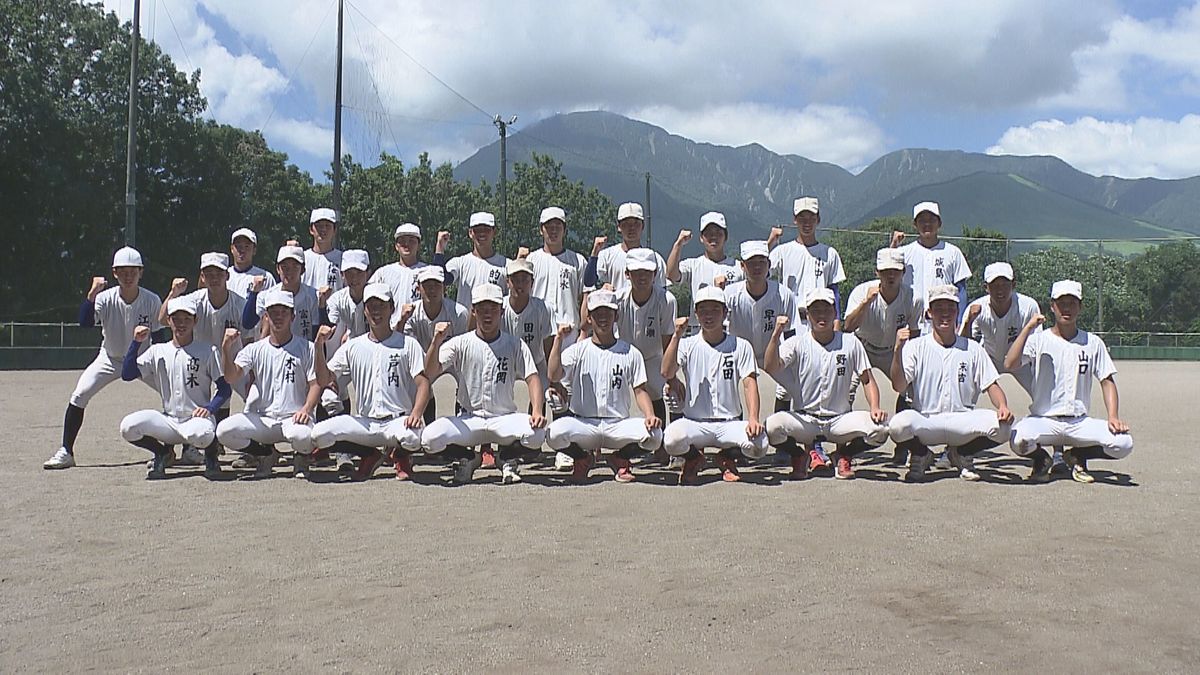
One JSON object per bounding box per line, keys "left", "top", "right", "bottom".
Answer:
{"left": 1005, "top": 280, "right": 1132, "bottom": 483}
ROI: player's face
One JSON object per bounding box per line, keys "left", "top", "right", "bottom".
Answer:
{"left": 628, "top": 267, "right": 655, "bottom": 292}
{"left": 231, "top": 237, "right": 255, "bottom": 266}
{"left": 419, "top": 279, "right": 444, "bottom": 302}
{"left": 807, "top": 301, "right": 835, "bottom": 332}
{"left": 589, "top": 306, "right": 616, "bottom": 335}
{"left": 470, "top": 225, "right": 495, "bottom": 248}
{"left": 395, "top": 235, "right": 420, "bottom": 260}
{"left": 1052, "top": 296, "right": 1081, "bottom": 325}
{"left": 794, "top": 210, "right": 819, "bottom": 237}
{"left": 914, "top": 212, "right": 941, "bottom": 241}
{"left": 112, "top": 266, "right": 142, "bottom": 288}
{"left": 928, "top": 299, "right": 958, "bottom": 332}
{"left": 364, "top": 298, "right": 392, "bottom": 328}
{"left": 473, "top": 301, "right": 502, "bottom": 333}
{"left": 742, "top": 255, "right": 770, "bottom": 281}
{"left": 200, "top": 266, "right": 228, "bottom": 291}
{"left": 877, "top": 268, "right": 902, "bottom": 289}
{"left": 310, "top": 219, "right": 336, "bottom": 247}
{"left": 343, "top": 268, "right": 369, "bottom": 290}
{"left": 277, "top": 259, "right": 302, "bottom": 286}
{"left": 986, "top": 277, "right": 1013, "bottom": 304}
{"left": 266, "top": 305, "right": 293, "bottom": 331}
{"left": 508, "top": 271, "right": 532, "bottom": 297}
{"left": 696, "top": 301, "right": 726, "bottom": 331}
{"left": 169, "top": 311, "right": 196, "bottom": 340}
{"left": 700, "top": 224, "right": 726, "bottom": 254}
{"left": 617, "top": 217, "right": 644, "bottom": 244}
{"left": 541, "top": 219, "right": 565, "bottom": 247}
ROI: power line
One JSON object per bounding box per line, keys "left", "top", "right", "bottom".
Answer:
{"left": 260, "top": 0, "right": 337, "bottom": 132}
{"left": 340, "top": 105, "right": 492, "bottom": 127}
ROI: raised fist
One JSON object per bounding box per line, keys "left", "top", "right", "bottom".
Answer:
{"left": 673, "top": 316, "right": 689, "bottom": 335}
{"left": 676, "top": 229, "right": 692, "bottom": 244}
{"left": 89, "top": 277, "right": 107, "bottom": 297}
{"left": 865, "top": 283, "right": 882, "bottom": 302}
{"left": 713, "top": 274, "right": 728, "bottom": 290}
{"left": 317, "top": 286, "right": 333, "bottom": 307}
{"left": 770, "top": 226, "right": 784, "bottom": 241}
{"left": 967, "top": 304, "right": 983, "bottom": 320}
{"left": 315, "top": 325, "right": 334, "bottom": 344}
{"left": 133, "top": 325, "right": 151, "bottom": 342}
{"left": 896, "top": 327, "right": 911, "bottom": 344}
{"left": 433, "top": 321, "right": 450, "bottom": 338}
{"left": 890, "top": 231, "right": 906, "bottom": 247}
{"left": 250, "top": 276, "right": 266, "bottom": 293}
{"left": 1028, "top": 313, "right": 1045, "bottom": 328}
{"left": 170, "top": 277, "right": 188, "bottom": 296}
{"left": 592, "top": 236, "right": 607, "bottom": 256}
{"left": 556, "top": 323, "right": 574, "bottom": 339}
{"left": 222, "top": 328, "right": 241, "bottom": 346}
{"left": 399, "top": 303, "right": 415, "bottom": 327}
{"left": 436, "top": 231, "right": 451, "bottom": 253}
{"left": 774, "top": 315, "right": 790, "bottom": 332}
{"left": 285, "top": 238, "right": 300, "bottom": 247}
{"left": 517, "top": 246, "right": 530, "bottom": 259}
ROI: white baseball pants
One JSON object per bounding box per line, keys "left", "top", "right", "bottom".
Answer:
{"left": 422, "top": 413, "right": 546, "bottom": 454}
{"left": 546, "top": 416, "right": 662, "bottom": 451}
{"left": 311, "top": 415, "right": 422, "bottom": 452}
{"left": 663, "top": 419, "right": 769, "bottom": 458}
{"left": 1010, "top": 415, "right": 1133, "bottom": 460}
{"left": 216, "top": 413, "right": 315, "bottom": 453}
{"left": 766, "top": 410, "right": 890, "bottom": 447}
{"left": 120, "top": 410, "right": 217, "bottom": 447}
{"left": 889, "top": 409, "right": 1011, "bottom": 447}
{"left": 69, "top": 352, "right": 127, "bottom": 408}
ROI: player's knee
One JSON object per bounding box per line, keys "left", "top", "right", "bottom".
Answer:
{"left": 119, "top": 415, "right": 141, "bottom": 442}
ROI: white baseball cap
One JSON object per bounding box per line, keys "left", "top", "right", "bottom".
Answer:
{"left": 341, "top": 249, "right": 370, "bottom": 272}
{"left": 625, "top": 247, "right": 658, "bottom": 272}
{"left": 506, "top": 258, "right": 534, "bottom": 276}
{"left": 166, "top": 296, "right": 197, "bottom": 315}
{"left": 740, "top": 240, "right": 769, "bottom": 260}
{"left": 310, "top": 207, "right": 338, "bottom": 224}
{"left": 200, "top": 252, "right": 230, "bottom": 271}
{"left": 363, "top": 283, "right": 392, "bottom": 304}
{"left": 539, "top": 207, "right": 566, "bottom": 224}
{"left": 587, "top": 289, "right": 619, "bottom": 311}
{"left": 876, "top": 248, "right": 905, "bottom": 271}
{"left": 1051, "top": 280, "right": 1083, "bottom": 300}
{"left": 276, "top": 245, "right": 304, "bottom": 264}
{"left": 913, "top": 201, "right": 941, "bottom": 219}
{"left": 804, "top": 287, "right": 836, "bottom": 307}
{"left": 231, "top": 227, "right": 257, "bottom": 244}
{"left": 984, "top": 262, "right": 1014, "bottom": 283}
{"left": 472, "top": 283, "right": 504, "bottom": 305}
{"left": 469, "top": 211, "right": 496, "bottom": 228}
{"left": 417, "top": 266, "right": 445, "bottom": 284}
{"left": 700, "top": 211, "right": 727, "bottom": 230}
{"left": 393, "top": 223, "right": 421, "bottom": 239}
{"left": 793, "top": 197, "right": 819, "bottom": 215}
{"left": 112, "top": 246, "right": 143, "bottom": 268}
{"left": 617, "top": 202, "right": 644, "bottom": 221}
{"left": 928, "top": 284, "right": 959, "bottom": 304}
{"left": 694, "top": 286, "right": 727, "bottom": 306}
{"left": 263, "top": 290, "right": 295, "bottom": 309}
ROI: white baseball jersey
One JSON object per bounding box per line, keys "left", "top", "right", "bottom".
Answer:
{"left": 675, "top": 333, "right": 758, "bottom": 420}
{"left": 775, "top": 332, "right": 869, "bottom": 416}
{"left": 134, "top": 340, "right": 224, "bottom": 418}
{"left": 234, "top": 335, "right": 316, "bottom": 418}
{"left": 227, "top": 265, "right": 276, "bottom": 298}
{"left": 446, "top": 252, "right": 507, "bottom": 306}
{"left": 967, "top": 292, "right": 1041, "bottom": 369}
{"left": 560, "top": 338, "right": 648, "bottom": 418}
{"left": 184, "top": 289, "right": 250, "bottom": 345}
{"left": 596, "top": 244, "right": 666, "bottom": 293}
{"left": 94, "top": 287, "right": 162, "bottom": 358}
{"left": 1017, "top": 330, "right": 1117, "bottom": 418}
{"left": 370, "top": 261, "right": 427, "bottom": 306}
{"left": 901, "top": 334, "right": 999, "bottom": 414}
{"left": 679, "top": 255, "right": 742, "bottom": 301}
{"left": 503, "top": 296, "right": 552, "bottom": 371}
{"left": 723, "top": 280, "right": 800, "bottom": 364}
{"left": 528, "top": 248, "right": 587, "bottom": 326}
{"left": 404, "top": 299, "right": 470, "bottom": 351}
{"left": 438, "top": 331, "right": 537, "bottom": 417}
{"left": 302, "top": 248, "right": 344, "bottom": 292}
{"left": 326, "top": 287, "right": 368, "bottom": 342}
{"left": 845, "top": 281, "right": 920, "bottom": 350}
{"left": 614, "top": 286, "right": 677, "bottom": 360}
{"left": 770, "top": 241, "right": 846, "bottom": 302}
{"left": 899, "top": 240, "right": 971, "bottom": 319}
{"left": 326, "top": 332, "right": 425, "bottom": 418}
{"left": 254, "top": 284, "right": 320, "bottom": 342}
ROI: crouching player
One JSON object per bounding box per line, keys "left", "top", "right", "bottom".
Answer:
{"left": 545, "top": 290, "right": 663, "bottom": 483}
{"left": 888, "top": 285, "right": 1014, "bottom": 482}
{"left": 309, "top": 284, "right": 431, "bottom": 481}
{"left": 216, "top": 290, "right": 321, "bottom": 478}
{"left": 421, "top": 283, "right": 547, "bottom": 485}
{"left": 1005, "top": 280, "right": 1132, "bottom": 483}
{"left": 119, "top": 297, "right": 230, "bottom": 479}
{"left": 764, "top": 289, "right": 889, "bottom": 480}
{"left": 661, "top": 287, "right": 767, "bottom": 484}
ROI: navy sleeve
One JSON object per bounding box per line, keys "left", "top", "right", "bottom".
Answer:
{"left": 78, "top": 299, "right": 95, "bottom": 328}
{"left": 319, "top": 307, "right": 333, "bottom": 327}
{"left": 121, "top": 340, "right": 142, "bottom": 381}
{"left": 583, "top": 255, "right": 599, "bottom": 287}
{"left": 955, "top": 280, "right": 968, "bottom": 322}
{"left": 242, "top": 291, "right": 261, "bottom": 329}
{"left": 832, "top": 283, "right": 842, "bottom": 318}
{"left": 205, "top": 377, "right": 232, "bottom": 414}
{"left": 432, "top": 253, "right": 456, "bottom": 287}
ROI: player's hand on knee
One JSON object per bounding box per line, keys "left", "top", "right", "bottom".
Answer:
{"left": 1109, "top": 417, "right": 1130, "bottom": 434}
{"left": 133, "top": 325, "right": 151, "bottom": 342}
{"left": 292, "top": 408, "right": 313, "bottom": 425}
{"left": 996, "top": 405, "right": 1014, "bottom": 424}
{"left": 530, "top": 412, "right": 546, "bottom": 429}
{"left": 871, "top": 407, "right": 888, "bottom": 424}
{"left": 645, "top": 415, "right": 662, "bottom": 430}
{"left": 192, "top": 407, "right": 211, "bottom": 419}
{"left": 746, "top": 419, "right": 764, "bottom": 438}
{"left": 405, "top": 412, "right": 424, "bottom": 429}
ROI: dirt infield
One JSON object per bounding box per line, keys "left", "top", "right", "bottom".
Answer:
{"left": 2, "top": 363, "right": 1198, "bottom": 672}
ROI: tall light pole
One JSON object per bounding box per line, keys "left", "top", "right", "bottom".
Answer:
{"left": 494, "top": 114, "right": 516, "bottom": 229}
{"left": 123, "top": 0, "right": 142, "bottom": 246}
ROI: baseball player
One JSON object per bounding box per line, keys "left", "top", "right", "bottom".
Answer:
{"left": 45, "top": 247, "right": 162, "bottom": 470}
{"left": 961, "top": 262, "right": 1041, "bottom": 394}
{"left": 767, "top": 197, "right": 846, "bottom": 323}
{"left": 545, "top": 290, "right": 663, "bottom": 483}
{"left": 421, "top": 283, "right": 547, "bottom": 485}
{"left": 309, "top": 283, "right": 431, "bottom": 481}
{"left": 241, "top": 245, "right": 321, "bottom": 342}
{"left": 667, "top": 211, "right": 743, "bottom": 333}
{"left": 890, "top": 201, "right": 971, "bottom": 328}
{"left": 503, "top": 258, "right": 554, "bottom": 385}
{"left": 216, "top": 290, "right": 321, "bottom": 478}
{"left": 661, "top": 287, "right": 767, "bottom": 484}
{"left": 441, "top": 211, "right": 507, "bottom": 308}
{"left": 584, "top": 202, "right": 666, "bottom": 294}
{"left": 119, "top": 297, "right": 230, "bottom": 479}
{"left": 1005, "top": 280, "right": 1132, "bottom": 484}
{"left": 843, "top": 248, "right": 921, "bottom": 464}
{"left": 763, "top": 288, "right": 890, "bottom": 479}
{"left": 888, "top": 285, "right": 1015, "bottom": 482}
{"left": 370, "top": 222, "right": 428, "bottom": 311}
{"left": 301, "top": 207, "right": 345, "bottom": 295}
{"left": 526, "top": 206, "right": 587, "bottom": 338}
{"left": 227, "top": 228, "right": 277, "bottom": 299}
{"left": 402, "top": 266, "right": 469, "bottom": 424}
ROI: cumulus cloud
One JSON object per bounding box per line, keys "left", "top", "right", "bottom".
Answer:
{"left": 987, "top": 115, "right": 1200, "bottom": 178}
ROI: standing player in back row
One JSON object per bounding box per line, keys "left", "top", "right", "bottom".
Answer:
{"left": 526, "top": 207, "right": 587, "bottom": 338}
{"left": 667, "top": 211, "right": 743, "bottom": 334}
{"left": 45, "top": 247, "right": 162, "bottom": 470}
{"left": 302, "top": 207, "right": 344, "bottom": 296}
{"left": 503, "top": 258, "right": 554, "bottom": 387}
{"left": 227, "top": 227, "right": 277, "bottom": 300}
{"left": 370, "top": 222, "right": 428, "bottom": 311}
{"left": 585, "top": 202, "right": 666, "bottom": 293}
{"left": 767, "top": 197, "right": 846, "bottom": 324}
{"left": 890, "top": 201, "right": 971, "bottom": 329}
{"left": 441, "top": 211, "right": 507, "bottom": 308}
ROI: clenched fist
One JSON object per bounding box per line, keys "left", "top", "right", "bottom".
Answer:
{"left": 517, "top": 247, "right": 530, "bottom": 259}
{"left": 436, "top": 231, "right": 451, "bottom": 253}
{"left": 133, "top": 325, "right": 151, "bottom": 342}
{"left": 676, "top": 229, "right": 692, "bottom": 245}
{"left": 222, "top": 328, "right": 241, "bottom": 348}
{"left": 774, "top": 315, "right": 790, "bottom": 333}
{"left": 170, "top": 277, "right": 188, "bottom": 296}
{"left": 250, "top": 276, "right": 266, "bottom": 293}
{"left": 88, "top": 277, "right": 107, "bottom": 299}
{"left": 591, "top": 236, "right": 607, "bottom": 256}
{"left": 896, "top": 327, "right": 911, "bottom": 344}
{"left": 315, "top": 325, "right": 334, "bottom": 344}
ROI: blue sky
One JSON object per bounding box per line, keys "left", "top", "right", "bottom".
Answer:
{"left": 103, "top": 0, "right": 1200, "bottom": 180}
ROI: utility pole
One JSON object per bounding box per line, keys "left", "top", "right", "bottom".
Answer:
{"left": 123, "top": 0, "right": 141, "bottom": 247}
{"left": 331, "top": 0, "right": 344, "bottom": 213}
{"left": 644, "top": 172, "right": 652, "bottom": 247}
{"left": 494, "top": 114, "right": 517, "bottom": 229}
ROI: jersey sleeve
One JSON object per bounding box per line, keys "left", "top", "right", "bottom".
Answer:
{"left": 848, "top": 336, "right": 870, "bottom": 378}
{"left": 438, "top": 337, "right": 459, "bottom": 373}
{"left": 1092, "top": 335, "right": 1118, "bottom": 381}
{"left": 845, "top": 283, "right": 866, "bottom": 320}
{"left": 975, "top": 343, "right": 1001, "bottom": 391}
{"left": 407, "top": 341, "right": 426, "bottom": 379}
{"left": 951, "top": 247, "right": 972, "bottom": 284}
{"left": 735, "top": 340, "right": 758, "bottom": 379}
{"left": 234, "top": 343, "right": 255, "bottom": 371}
{"left": 627, "top": 346, "right": 648, "bottom": 388}
{"left": 303, "top": 343, "right": 317, "bottom": 383}
{"left": 452, "top": 303, "right": 470, "bottom": 334}
{"left": 93, "top": 291, "right": 112, "bottom": 328}
{"left": 516, "top": 339, "right": 537, "bottom": 380}
{"left": 779, "top": 335, "right": 800, "bottom": 369}
{"left": 678, "top": 257, "right": 694, "bottom": 286}
{"left": 828, "top": 249, "right": 847, "bottom": 285}
{"left": 769, "top": 248, "right": 783, "bottom": 280}
{"left": 207, "top": 345, "right": 225, "bottom": 380}
{"left": 560, "top": 342, "right": 581, "bottom": 382}
{"left": 326, "top": 340, "right": 351, "bottom": 377}
{"left": 1020, "top": 330, "right": 1040, "bottom": 367}
{"left": 901, "top": 339, "right": 919, "bottom": 385}
{"left": 135, "top": 344, "right": 158, "bottom": 380}
{"left": 327, "top": 294, "right": 344, "bottom": 326}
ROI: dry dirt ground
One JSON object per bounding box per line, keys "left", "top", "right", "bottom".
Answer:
{"left": 1, "top": 363, "right": 1197, "bottom": 673}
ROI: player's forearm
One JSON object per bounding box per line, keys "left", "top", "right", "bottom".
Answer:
{"left": 313, "top": 352, "right": 333, "bottom": 388}
{"left": 422, "top": 344, "right": 443, "bottom": 381}
{"left": 301, "top": 381, "right": 322, "bottom": 415}
{"left": 582, "top": 256, "right": 599, "bottom": 288}
{"left": 763, "top": 335, "right": 784, "bottom": 375}
{"left": 665, "top": 245, "right": 683, "bottom": 283}
{"left": 888, "top": 353, "right": 908, "bottom": 394}
{"left": 743, "top": 377, "right": 761, "bottom": 422}
{"left": 120, "top": 340, "right": 141, "bottom": 381}
{"left": 985, "top": 382, "right": 1009, "bottom": 410}
{"left": 206, "top": 377, "right": 232, "bottom": 414}
{"left": 526, "top": 374, "right": 545, "bottom": 417}
{"left": 864, "top": 374, "right": 882, "bottom": 410}
{"left": 241, "top": 293, "right": 260, "bottom": 329}
{"left": 634, "top": 387, "right": 655, "bottom": 418}
{"left": 842, "top": 302, "right": 868, "bottom": 332}
{"left": 412, "top": 375, "right": 432, "bottom": 418}
{"left": 1101, "top": 378, "right": 1120, "bottom": 420}
{"left": 661, "top": 341, "right": 681, "bottom": 379}
{"left": 547, "top": 341, "right": 565, "bottom": 382}
{"left": 1004, "top": 329, "right": 1032, "bottom": 372}
{"left": 78, "top": 299, "right": 96, "bottom": 327}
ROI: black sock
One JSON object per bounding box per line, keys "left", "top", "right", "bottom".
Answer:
{"left": 774, "top": 397, "right": 791, "bottom": 413}
{"left": 332, "top": 440, "right": 376, "bottom": 458}
{"left": 243, "top": 441, "right": 272, "bottom": 457}
{"left": 1072, "top": 445, "right": 1107, "bottom": 461}
{"left": 423, "top": 401, "right": 437, "bottom": 425}
{"left": 562, "top": 443, "right": 590, "bottom": 461}
{"left": 62, "top": 404, "right": 85, "bottom": 453}
{"left": 129, "top": 436, "right": 167, "bottom": 456}
{"left": 894, "top": 394, "right": 911, "bottom": 414}
{"left": 957, "top": 436, "right": 1001, "bottom": 456}
{"left": 839, "top": 438, "right": 872, "bottom": 458}
{"left": 617, "top": 443, "right": 642, "bottom": 460}
{"left": 443, "top": 444, "right": 473, "bottom": 462}
{"left": 775, "top": 438, "right": 799, "bottom": 457}
{"left": 216, "top": 407, "right": 231, "bottom": 424}
{"left": 902, "top": 440, "right": 930, "bottom": 457}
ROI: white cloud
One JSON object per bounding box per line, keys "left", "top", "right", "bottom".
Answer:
{"left": 627, "top": 103, "right": 886, "bottom": 171}
{"left": 267, "top": 118, "right": 334, "bottom": 161}
{"left": 987, "top": 115, "right": 1200, "bottom": 178}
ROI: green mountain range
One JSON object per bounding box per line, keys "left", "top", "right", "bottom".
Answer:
{"left": 454, "top": 111, "right": 1200, "bottom": 250}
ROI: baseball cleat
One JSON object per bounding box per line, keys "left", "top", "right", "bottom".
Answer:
{"left": 204, "top": 448, "right": 222, "bottom": 479}
{"left": 1063, "top": 450, "right": 1094, "bottom": 484}
{"left": 231, "top": 454, "right": 256, "bottom": 469}
{"left": 933, "top": 451, "right": 953, "bottom": 471}
{"left": 451, "top": 453, "right": 483, "bottom": 485}
{"left": 336, "top": 453, "right": 356, "bottom": 479}
{"left": 789, "top": 453, "right": 809, "bottom": 480}
{"left": 569, "top": 452, "right": 593, "bottom": 484}
{"left": 353, "top": 450, "right": 383, "bottom": 481}
{"left": 716, "top": 454, "right": 741, "bottom": 482}
{"left": 835, "top": 455, "right": 855, "bottom": 480}
{"left": 500, "top": 460, "right": 523, "bottom": 484}
{"left": 553, "top": 452, "right": 575, "bottom": 471}
{"left": 808, "top": 448, "right": 829, "bottom": 472}
{"left": 392, "top": 452, "right": 414, "bottom": 481}
{"left": 886, "top": 446, "right": 909, "bottom": 467}
{"left": 44, "top": 447, "right": 76, "bottom": 470}
{"left": 948, "top": 447, "right": 980, "bottom": 481}
{"left": 1027, "top": 450, "right": 1052, "bottom": 483}
{"left": 254, "top": 450, "right": 279, "bottom": 479}
{"left": 678, "top": 452, "right": 704, "bottom": 486}
{"left": 904, "top": 453, "right": 932, "bottom": 483}
{"left": 178, "top": 445, "right": 206, "bottom": 466}
{"left": 606, "top": 456, "right": 635, "bottom": 483}
{"left": 146, "top": 451, "right": 169, "bottom": 480}
{"left": 293, "top": 453, "right": 311, "bottom": 480}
